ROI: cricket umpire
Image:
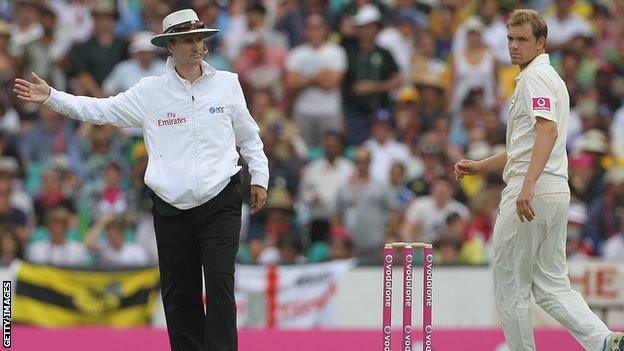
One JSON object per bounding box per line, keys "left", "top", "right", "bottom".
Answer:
{"left": 14, "top": 9, "right": 269, "bottom": 351}
{"left": 454, "top": 9, "right": 623, "bottom": 351}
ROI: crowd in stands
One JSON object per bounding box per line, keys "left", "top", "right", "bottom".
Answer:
{"left": 0, "top": 0, "right": 623, "bottom": 268}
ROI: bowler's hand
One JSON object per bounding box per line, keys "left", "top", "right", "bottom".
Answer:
{"left": 516, "top": 185, "right": 535, "bottom": 222}
{"left": 14, "top": 73, "right": 52, "bottom": 104}
{"left": 454, "top": 159, "right": 481, "bottom": 180}
{"left": 250, "top": 185, "right": 267, "bottom": 215}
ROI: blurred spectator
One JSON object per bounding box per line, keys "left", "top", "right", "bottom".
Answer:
{"left": 566, "top": 201, "right": 591, "bottom": 260}
{"left": 250, "top": 88, "right": 308, "bottom": 159}
{"left": 274, "top": 0, "right": 336, "bottom": 48}
{"left": 585, "top": 167, "right": 624, "bottom": 255}
{"left": 401, "top": 177, "right": 469, "bottom": 244}
{"left": 69, "top": 0, "right": 128, "bottom": 98}
{"left": 427, "top": 5, "right": 455, "bottom": 60}
{"left": 412, "top": 72, "right": 447, "bottom": 133}
{"left": 343, "top": 4, "right": 400, "bottom": 145}
{"left": 0, "top": 97, "right": 19, "bottom": 138}
{"left": 299, "top": 131, "right": 354, "bottom": 242}
{"left": 234, "top": 31, "right": 286, "bottom": 106}
{"left": 328, "top": 226, "right": 354, "bottom": 260}
{"left": 18, "top": 105, "right": 84, "bottom": 177}
{"left": 433, "top": 235, "right": 461, "bottom": 265}
{"left": 569, "top": 152, "right": 605, "bottom": 204}
{"left": 95, "top": 161, "right": 128, "bottom": 217}
{"left": 335, "top": 147, "right": 396, "bottom": 263}
{"left": 336, "top": 0, "right": 390, "bottom": 49}
{"left": 410, "top": 30, "right": 448, "bottom": 89}
{"left": 9, "top": 0, "right": 43, "bottom": 57}
{"left": 452, "top": 0, "right": 509, "bottom": 64}
{"left": 85, "top": 214, "right": 148, "bottom": 267}
{"left": 0, "top": 185, "right": 27, "bottom": 243}
{"left": 250, "top": 186, "right": 296, "bottom": 244}
{"left": 544, "top": 0, "right": 591, "bottom": 53}
{"left": 103, "top": 31, "right": 166, "bottom": 97}
{"left": 406, "top": 131, "right": 448, "bottom": 196}
{"left": 33, "top": 168, "right": 76, "bottom": 226}
{"left": 445, "top": 211, "right": 486, "bottom": 265}
{"left": 0, "top": 157, "right": 33, "bottom": 227}
{"left": 237, "top": 237, "right": 271, "bottom": 264}
{"left": 48, "top": 0, "right": 94, "bottom": 44}
{"left": 449, "top": 94, "right": 483, "bottom": 151}
{"left": 0, "top": 226, "right": 23, "bottom": 266}
{"left": 285, "top": 13, "right": 346, "bottom": 147}
{"left": 592, "top": 4, "right": 618, "bottom": 61}
{"left": 26, "top": 207, "right": 88, "bottom": 266}
{"left": 21, "top": 4, "right": 71, "bottom": 91}
{"left": 603, "top": 209, "right": 624, "bottom": 260}
{"left": 276, "top": 234, "right": 306, "bottom": 264}
{"left": 449, "top": 18, "right": 497, "bottom": 112}
{"left": 376, "top": 10, "right": 421, "bottom": 82}
{"left": 226, "top": 2, "right": 287, "bottom": 61}
{"left": 364, "top": 109, "right": 411, "bottom": 184}
{"left": 0, "top": 20, "right": 16, "bottom": 93}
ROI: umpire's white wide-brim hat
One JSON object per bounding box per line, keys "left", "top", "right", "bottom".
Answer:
{"left": 151, "top": 9, "right": 219, "bottom": 47}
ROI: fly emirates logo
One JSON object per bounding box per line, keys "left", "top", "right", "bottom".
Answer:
{"left": 158, "top": 112, "right": 188, "bottom": 127}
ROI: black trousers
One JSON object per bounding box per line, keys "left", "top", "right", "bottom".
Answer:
{"left": 151, "top": 175, "right": 241, "bottom": 351}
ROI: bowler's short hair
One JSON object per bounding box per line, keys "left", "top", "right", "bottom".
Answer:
{"left": 507, "top": 9, "right": 548, "bottom": 40}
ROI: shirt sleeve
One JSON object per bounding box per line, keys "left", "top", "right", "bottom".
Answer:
{"left": 522, "top": 74, "right": 557, "bottom": 125}
{"left": 43, "top": 77, "right": 152, "bottom": 128}
{"left": 230, "top": 74, "right": 269, "bottom": 189}
{"left": 327, "top": 46, "right": 347, "bottom": 72}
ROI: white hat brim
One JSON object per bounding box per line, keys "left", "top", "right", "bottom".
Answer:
{"left": 151, "top": 28, "right": 220, "bottom": 47}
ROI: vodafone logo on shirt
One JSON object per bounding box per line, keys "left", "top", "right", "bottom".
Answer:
{"left": 532, "top": 97, "right": 551, "bottom": 111}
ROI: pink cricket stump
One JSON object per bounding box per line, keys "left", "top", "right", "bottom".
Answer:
{"left": 423, "top": 246, "right": 433, "bottom": 351}
{"left": 402, "top": 246, "right": 413, "bottom": 351}
{"left": 382, "top": 246, "right": 393, "bottom": 351}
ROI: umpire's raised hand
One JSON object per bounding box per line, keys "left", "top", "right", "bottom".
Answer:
{"left": 13, "top": 73, "right": 51, "bottom": 104}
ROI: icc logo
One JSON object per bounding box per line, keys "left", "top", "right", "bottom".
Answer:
{"left": 209, "top": 106, "right": 224, "bottom": 114}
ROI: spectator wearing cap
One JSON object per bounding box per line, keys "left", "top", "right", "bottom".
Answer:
{"left": 284, "top": 13, "right": 346, "bottom": 147}
{"left": 364, "top": 109, "right": 411, "bottom": 184}
{"left": 337, "top": 1, "right": 391, "bottom": 49}
{"left": 544, "top": 0, "right": 591, "bottom": 53}
{"left": 9, "top": 0, "right": 43, "bottom": 57}
{"left": 69, "top": 0, "right": 128, "bottom": 98}
{"left": 585, "top": 167, "right": 624, "bottom": 255}
{"left": 21, "top": 4, "right": 72, "bottom": 92}
{"left": 375, "top": 10, "right": 422, "bottom": 82}
{"left": 27, "top": 207, "right": 88, "bottom": 266}
{"left": 299, "top": 131, "right": 354, "bottom": 242}
{"left": 103, "top": 31, "right": 166, "bottom": 97}
{"left": 343, "top": 4, "right": 400, "bottom": 145}
{"left": 566, "top": 201, "right": 591, "bottom": 260}
{"left": 335, "top": 147, "right": 397, "bottom": 263}
{"left": 102, "top": 31, "right": 166, "bottom": 138}
{"left": 449, "top": 17, "right": 497, "bottom": 113}
{"left": 452, "top": 0, "right": 509, "bottom": 65}
{"left": 85, "top": 214, "right": 148, "bottom": 267}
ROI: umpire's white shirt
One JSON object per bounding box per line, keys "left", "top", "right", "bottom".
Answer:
{"left": 45, "top": 57, "right": 269, "bottom": 209}
{"left": 503, "top": 53, "right": 569, "bottom": 193}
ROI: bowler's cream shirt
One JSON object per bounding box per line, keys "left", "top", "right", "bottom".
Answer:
{"left": 503, "top": 54, "right": 569, "bottom": 193}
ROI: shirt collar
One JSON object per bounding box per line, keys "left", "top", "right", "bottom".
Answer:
{"left": 515, "top": 53, "right": 550, "bottom": 82}
{"left": 166, "top": 56, "right": 216, "bottom": 83}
